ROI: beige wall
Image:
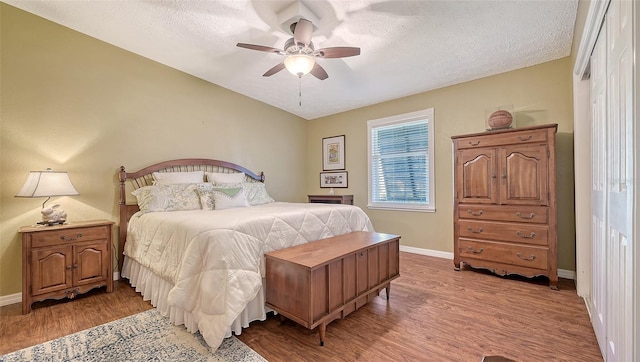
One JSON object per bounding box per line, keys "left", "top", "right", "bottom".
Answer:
{"left": 307, "top": 58, "right": 576, "bottom": 271}
{"left": 0, "top": 4, "right": 307, "bottom": 296}
{"left": 0, "top": 3, "right": 578, "bottom": 299}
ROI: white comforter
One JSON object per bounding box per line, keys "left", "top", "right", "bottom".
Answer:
{"left": 125, "top": 202, "right": 374, "bottom": 351}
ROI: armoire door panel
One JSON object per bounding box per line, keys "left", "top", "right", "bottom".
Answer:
{"left": 500, "top": 145, "right": 549, "bottom": 205}
{"left": 456, "top": 148, "right": 497, "bottom": 204}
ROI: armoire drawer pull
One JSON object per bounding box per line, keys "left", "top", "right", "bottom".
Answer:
{"left": 516, "top": 231, "right": 536, "bottom": 238}
{"left": 516, "top": 212, "right": 535, "bottom": 219}
{"left": 466, "top": 226, "right": 484, "bottom": 234}
{"left": 466, "top": 209, "right": 484, "bottom": 216}
{"left": 466, "top": 246, "right": 484, "bottom": 254}
{"left": 468, "top": 140, "right": 480, "bottom": 146}
{"left": 516, "top": 252, "right": 536, "bottom": 261}
{"left": 517, "top": 135, "right": 533, "bottom": 141}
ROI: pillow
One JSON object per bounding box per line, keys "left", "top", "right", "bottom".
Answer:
{"left": 132, "top": 183, "right": 201, "bottom": 213}
{"left": 153, "top": 171, "right": 204, "bottom": 185}
{"left": 195, "top": 183, "right": 215, "bottom": 210}
{"left": 243, "top": 182, "right": 275, "bottom": 206}
{"left": 211, "top": 185, "right": 249, "bottom": 210}
{"left": 206, "top": 172, "right": 245, "bottom": 185}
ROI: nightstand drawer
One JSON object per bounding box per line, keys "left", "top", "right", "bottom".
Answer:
{"left": 30, "top": 226, "right": 109, "bottom": 248}
{"left": 308, "top": 195, "right": 353, "bottom": 205}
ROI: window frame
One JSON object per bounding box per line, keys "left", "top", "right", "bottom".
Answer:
{"left": 367, "top": 108, "right": 435, "bottom": 212}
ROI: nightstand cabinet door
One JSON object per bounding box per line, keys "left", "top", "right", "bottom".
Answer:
{"left": 75, "top": 241, "right": 110, "bottom": 286}
{"left": 30, "top": 246, "right": 73, "bottom": 296}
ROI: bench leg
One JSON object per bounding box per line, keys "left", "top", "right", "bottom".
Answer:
{"left": 319, "top": 322, "right": 326, "bottom": 346}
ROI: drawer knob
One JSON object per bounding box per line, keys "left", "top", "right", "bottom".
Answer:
{"left": 517, "top": 135, "right": 533, "bottom": 141}
{"left": 516, "top": 252, "right": 536, "bottom": 261}
{"left": 466, "top": 226, "right": 484, "bottom": 234}
{"left": 60, "top": 233, "right": 83, "bottom": 241}
{"left": 466, "top": 209, "right": 484, "bottom": 216}
{"left": 466, "top": 246, "right": 484, "bottom": 254}
{"left": 516, "top": 212, "right": 536, "bottom": 219}
{"left": 516, "top": 231, "right": 536, "bottom": 238}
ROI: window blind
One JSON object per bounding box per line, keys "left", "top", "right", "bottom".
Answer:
{"left": 370, "top": 119, "right": 429, "bottom": 205}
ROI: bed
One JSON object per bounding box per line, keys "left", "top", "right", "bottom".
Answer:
{"left": 117, "top": 158, "right": 374, "bottom": 352}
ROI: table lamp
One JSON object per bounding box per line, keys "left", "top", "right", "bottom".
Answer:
{"left": 16, "top": 168, "right": 79, "bottom": 225}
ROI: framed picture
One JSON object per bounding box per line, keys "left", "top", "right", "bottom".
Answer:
{"left": 322, "top": 135, "right": 345, "bottom": 171}
{"left": 320, "top": 171, "right": 348, "bottom": 188}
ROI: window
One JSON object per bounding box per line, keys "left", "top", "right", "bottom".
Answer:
{"left": 367, "top": 108, "right": 435, "bottom": 212}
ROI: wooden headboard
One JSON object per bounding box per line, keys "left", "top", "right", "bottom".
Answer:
{"left": 117, "top": 158, "right": 264, "bottom": 273}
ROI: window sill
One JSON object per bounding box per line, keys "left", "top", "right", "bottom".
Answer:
{"left": 366, "top": 205, "right": 435, "bottom": 213}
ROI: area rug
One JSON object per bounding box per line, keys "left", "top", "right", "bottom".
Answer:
{"left": 0, "top": 309, "right": 266, "bottom": 362}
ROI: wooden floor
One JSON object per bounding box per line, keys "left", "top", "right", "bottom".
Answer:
{"left": 0, "top": 253, "right": 603, "bottom": 361}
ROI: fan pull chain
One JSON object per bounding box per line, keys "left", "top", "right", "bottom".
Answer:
{"left": 298, "top": 76, "right": 302, "bottom": 107}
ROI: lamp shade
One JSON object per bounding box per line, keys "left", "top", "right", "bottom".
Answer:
{"left": 16, "top": 169, "right": 79, "bottom": 198}
{"left": 284, "top": 54, "right": 315, "bottom": 77}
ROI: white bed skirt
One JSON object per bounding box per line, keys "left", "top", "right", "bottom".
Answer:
{"left": 121, "top": 256, "right": 268, "bottom": 338}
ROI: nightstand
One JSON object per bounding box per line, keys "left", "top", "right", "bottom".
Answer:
{"left": 20, "top": 219, "right": 114, "bottom": 314}
{"left": 307, "top": 194, "right": 354, "bottom": 205}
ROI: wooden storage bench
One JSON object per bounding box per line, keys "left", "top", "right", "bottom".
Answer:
{"left": 265, "top": 231, "right": 400, "bottom": 345}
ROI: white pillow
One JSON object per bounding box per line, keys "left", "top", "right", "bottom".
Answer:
{"left": 132, "top": 184, "right": 201, "bottom": 213}
{"left": 211, "top": 185, "right": 249, "bottom": 210}
{"left": 153, "top": 171, "right": 204, "bottom": 185}
{"left": 206, "top": 172, "right": 245, "bottom": 184}
{"left": 243, "top": 182, "right": 275, "bottom": 206}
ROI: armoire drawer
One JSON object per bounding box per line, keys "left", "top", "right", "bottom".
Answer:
{"left": 454, "top": 128, "right": 548, "bottom": 150}
{"left": 458, "top": 204, "right": 549, "bottom": 224}
{"left": 458, "top": 220, "right": 548, "bottom": 246}
{"left": 458, "top": 239, "right": 548, "bottom": 270}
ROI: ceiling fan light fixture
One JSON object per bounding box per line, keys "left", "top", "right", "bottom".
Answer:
{"left": 284, "top": 54, "right": 315, "bottom": 77}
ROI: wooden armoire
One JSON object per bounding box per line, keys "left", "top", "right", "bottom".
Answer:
{"left": 452, "top": 124, "right": 558, "bottom": 289}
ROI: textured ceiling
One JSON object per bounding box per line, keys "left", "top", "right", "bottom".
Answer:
{"left": 4, "top": 0, "right": 578, "bottom": 120}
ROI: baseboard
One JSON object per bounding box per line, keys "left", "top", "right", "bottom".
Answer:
{"left": 400, "top": 245, "right": 454, "bottom": 259}
{"left": 399, "top": 245, "right": 576, "bottom": 280}
{"left": 0, "top": 292, "right": 21, "bottom": 307}
{"left": 0, "top": 273, "right": 122, "bottom": 308}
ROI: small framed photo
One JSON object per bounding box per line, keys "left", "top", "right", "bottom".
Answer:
{"left": 320, "top": 171, "right": 348, "bottom": 188}
{"left": 322, "top": 135, "right": 345, "bottom": 171}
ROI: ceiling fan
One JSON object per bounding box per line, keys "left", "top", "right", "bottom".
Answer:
{"left": 236, "top": 18, "right": 360, "bottom": 80}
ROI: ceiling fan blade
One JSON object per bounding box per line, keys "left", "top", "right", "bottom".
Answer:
{"left": 310, "top": 62, "right": 328, "bottom": 80}
{"left": 293, "top": 19, "right": 313, "bottom": 47}
{"left": 237, "top": 43, "right": 284, "bottom": 55}
{"left": 315, "top": 47, "right": 361, "bottom": 59}
{"left": 263, "top": 62, "right": 286, "bottom": 77}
